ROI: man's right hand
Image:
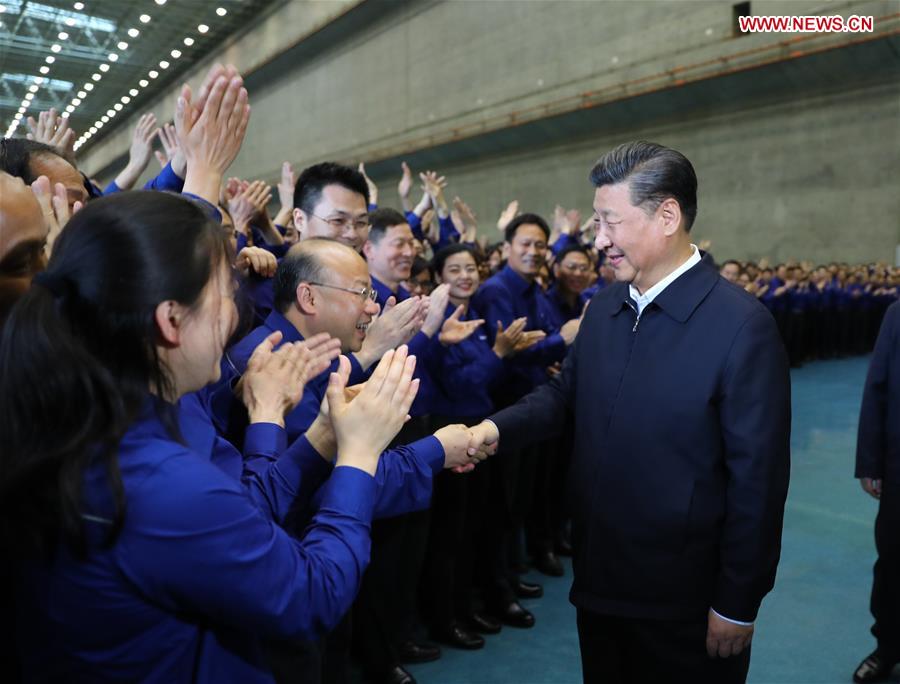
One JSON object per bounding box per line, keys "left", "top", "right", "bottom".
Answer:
{"left": 467, "top": 420, "right": 500, "bottom": 459}
{"left": 861, "top": 477, "right": 882, "bottom": 499}
{"left": 355, "top": 296, "right": 425, "bottom": 369}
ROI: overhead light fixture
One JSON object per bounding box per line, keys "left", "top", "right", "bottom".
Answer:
{"left": 183, "top": 37, "right": 194, "bottom": 46}
{"left": 45, "top": 55, "right": 55, "bottom": 63}
{"left": 170, "top": 49, "right": 181, "bottom": 58}
{"left": 24, "top": 92, "right": 34, "bottom": 100}
{"left": 84, "top": 83, "right": 94, "bottom": 91}
{"left": 65, "top": 105, "right": 74, "bottom": 113}
{"left": 159, "top": 60, "right": 169, "bottom": 69}
{"left": 97, "top": 120, "right": 104, "bottom": 127}
{"left": 58, "top": 31, "right": 69, "bottom": 40}
{"left": 20, "top": 99, "right": 29, "bottom": 107}
{"left": 73, "top": 2, "right": 84, "bottom": 10}
{"left": 117, "top": 41, "right": 128, "bottom": 50}
{"left": 113, "top": 103, "right": 123, "bottom": 112}
{"left": 92, "top": 73, "right": 101, "bottom": 81}
{"left": 17, "top": 106, "right": 25, "bottom": 114}
{"left": 28, "top": 84, "right": 38, "bottom": 92}
{"left": 89, "top": 126, "right": 96, "bottom": 134}
{"left": 120, "top": 96, "right": 130, "bottom": 104}
{"left": 129, "top": 88, "right": 138, "bottom": 96}
{"left": 98, "top": 63, "right": 109, "bottom": 72}
{"left": 138, "top": 79, "right": 149, "bottom": 87}
{"left": 34, "top": 76, "right": 44, "bottom": 84}
{"left": 108, "top": 53, "right": 118, "bottom": 62}
{"left": 77, "top": 90, "right": 86, "bottom": 97}
{"left": 50, "top": 44, "right": 62, "bottom": 53}
{"left": 39, "top": 66, "right": 49, "bottom": 74}
{"left": 149, "top": 70, "right": 158, "bottom": 78}
{"left": 65, "top": 17, "right": 75, "bottom": 26}
{"left": 155, "top": 0, "right": 167, "bottom": 5}
{"left": 197, "top": 24, "right": 209, "bottom": 33}
{"left": 139, "top": 14, "right": 150, "bottom": 23}
{"left": 106, "top": 109, "right": 114, "bottom": 116}
{"left": 128, "top": 28, "right": 139, "bottom": 38}
{"left": 216, "top": 7, "right": 227, "bottom": 17}
{"left": 72, "top": 98, "right": 81, "bottom": 105}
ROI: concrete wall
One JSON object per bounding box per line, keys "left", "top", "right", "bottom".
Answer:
{"left": 79, "top": 0, "right": 900, "bottom": 264}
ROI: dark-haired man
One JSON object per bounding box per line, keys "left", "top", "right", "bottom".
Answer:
{"left": 468, "top": 141, "right": 790, "bottom": 683}
{"left": 471, "top": 213, "right": 581, "bottom": 626}
{"left": 293, "top": 162, "right": 371, "bottom": 252}
{"left": 720, "top": 260, "right": 742, "bottom": 283}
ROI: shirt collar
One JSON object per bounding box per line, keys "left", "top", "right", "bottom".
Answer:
{"left": 263, "top": 310, "right": 304, "bottom": 344}
{"left": 499, "top": 264, "right": 535, "bottom": 296}
{"left": 370, "top": 275, "right": 410, "bottom": 305}
{"left": 629, "top": 244, "right": 701, "bottom": 316}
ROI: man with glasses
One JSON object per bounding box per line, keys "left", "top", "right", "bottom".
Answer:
{"left": 293, "top": 162, "right": 372, "bottom": 253}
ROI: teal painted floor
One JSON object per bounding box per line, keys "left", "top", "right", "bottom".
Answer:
{"left": 408, "top": 356, "right": 884, "bottom": 684}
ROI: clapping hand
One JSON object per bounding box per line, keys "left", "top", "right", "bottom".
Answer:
{"left": 326, "top": 347, "right": 420, "bottom": 475}
{"left": 241, "top": 330, "right": 341, "bottom": 427}
{"left": 355, "top": 296, "right": 427, "bottom": 370}
{"left": 492, "top": 317, "right": 528, "bottom": 358}
{"left": 235, "top": 246, "right": 277, "bottom": 278}
{"left": 27, "top": 108, "right": 75, "bottom": 158}
{"left": 438, "top": 305, "right": 484, "bottom": 346}
{"left": 497, "top": 200, "right": 519, "bottom": 232}
{"left": 358, "top": 162, "right": 378, "bottom": 207}
{"left": 30, "top": 175, "right": 82, "bottom": 256}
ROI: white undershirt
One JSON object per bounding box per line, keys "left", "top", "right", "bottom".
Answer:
{"left": 628, "top": 244, "right": 701, "bottom": 316}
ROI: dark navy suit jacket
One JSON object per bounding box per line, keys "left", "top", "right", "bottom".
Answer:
{"left": 856, "top": 301, "right": 900, "bottom": 481}
{"left": 490, "top": 261, "right": 791, "bottom": 623}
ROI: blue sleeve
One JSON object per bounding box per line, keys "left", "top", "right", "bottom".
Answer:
{"left": 182, "top": 193, "right": 222, "bottom": 223}
{"left": 372, "top": 436, "right": 443, "bottom": 517}
{"left": 435, "top": 215, "right": 460, "bottom": 250}
{"left": 406, "top": 330, "right": 434, "bottom": 361}
{"left": 406, "top": 211, "right": 424, "bottom": 241}
{"left": 477, "top": 285, "right": 567, "bottom": 365}
{"left": 275, "top": 223, "right": 288, "bottom": 237}
{"left": 551, "top": 233, "right": 577, "bottom": 256}
{"left": 348, "top": 353, "right": 368, "bottom": 385}
{"left": 103, "top": 180, "right": 122, "bottom": 195}
{"left": 117, "top": 455, "right": 376, "bottom": 641}
{"left": 368, "top": 203, "right": 378, "bottom": 212}
{"left": 433, "top": 340, "right": 504, "bottom": 400}
{"left": 143, "top": 162, "right": 184, "bottom": 193}
{"left": 242, "top": 424, "right": 334, "bottom": 525}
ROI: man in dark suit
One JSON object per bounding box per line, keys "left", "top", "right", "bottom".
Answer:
{"left": 467, "top": 141, "right": 791, "bottom": 683}
{"left": 853, "top": 300, "right": 900, "bottom": 683}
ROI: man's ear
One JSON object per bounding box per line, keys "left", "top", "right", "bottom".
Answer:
{"left": 658, "top": 198, "right": 682, "bottom": 237}
{"left": 295, "top": 282, "right": 317, "bottom": 315}
{"left": 154, "top": 300, "right": 184, "bottom": 347}
{"left": 293, "top": 208, "right": 306, "bottom": 239}
{"left": 362, "top": 240, "right": 375, "bottom": 261}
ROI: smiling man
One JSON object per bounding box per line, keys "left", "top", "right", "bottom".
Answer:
{"left": 0, "top": 172, "right": 48, "bottom": 327}
{"left": 467, "top": 141, "right": 791, "bottom": 683}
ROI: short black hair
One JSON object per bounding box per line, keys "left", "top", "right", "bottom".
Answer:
{"left": 273, "top": 240, "right": 330, "bottom": 313}
{"left": 0, "top": 138, "right": 62, "bottom": 184}
{"left": 410, "top": 256, "right": 432, "bottom": 280}
{"left": 367, "top": 207, "right": 408, "bottom": 245}
{"left": 504, "top": 212, "right": 550, "bottom": 243}
{"left": 555, "top": 244, "right": 591, "bottom": 265}
{"left": 432, "top": 243, "right": 478, "bottom": 276}
{"left": 293, "top": 162, "right": 369, "bottom": 214}
{"left": 589, "top": 141, "right": 698, "bottom": 232}
{"left": 721, "top": 259, "right": 741, "bottom": 269}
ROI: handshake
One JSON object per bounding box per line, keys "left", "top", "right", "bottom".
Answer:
{"left": 435, "top": 420, "right": 501, "bottom": 473}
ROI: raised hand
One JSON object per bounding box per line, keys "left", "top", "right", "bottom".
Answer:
{"left": 492, "top": 317, "right": 528, "bottom": 358}
{"left": 398, "top": 161, "right": 413, "bottom": 210}
{"left": 241, "top": 331, "right": 340, "bottom": 426}
{"left": 438, "top": 305, "right": 484, "bottom": 346}
{"left": 112, "top": 113, "right": 159, "bottom": 190}
{"left": 355, "top": 296, "right": 426, "bottom": 369}
{"left": 497, "top": 200, "right": 519, "bottom": 232}
{"left": 421, "top": 283, "right": 451, "bottom": 337}
{"left": 273, "top": 161, "right": 296, "bottom": 227}
{"left": 30, "top": 175, "right": 81, "bottom": 256}
{"left": 27, "top": 108, "right": 75, "bottom": 158}
{"left": 155, "top": 123, "right": 184, "bottom": 177}
{"left": 175, "top": 65, "right": 250, "bottom": 206}
{"left": 420, "top": 170, "right": 448, "bottom": 216}
{"left": 326, "top": 348, "right": 420, "bottom": 475}
{"left": 235, "top": 246, "right": 277, "bottom": 278}
{"left": 358, "top": 162, "right": 378, "bottom": 207}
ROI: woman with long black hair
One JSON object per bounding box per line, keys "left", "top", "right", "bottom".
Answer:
{"left": 0, "top": 191, "right": 420, "bottom": 682}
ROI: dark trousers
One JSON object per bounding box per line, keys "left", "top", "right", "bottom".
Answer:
{"left": 267, "top": 614, "right": 352, "bottom": 684}
{"left": 576, "top": 610, "right": 751, "bottom": 684}
{"left": 352, "top": 418, "right": 431, "bottom": 677}
{"left": 871, "top": 481, "right": 900, "bottom": 660}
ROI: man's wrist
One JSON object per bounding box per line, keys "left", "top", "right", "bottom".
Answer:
{"left": 247, "top": 404, "right": 286, "bottom": 427}
{"left": 710, "top": 608, "right": 754, "bottom": 627}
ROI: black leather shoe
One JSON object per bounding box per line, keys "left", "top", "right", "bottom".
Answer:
{"left": 466, "top": 611, "right": 501, "bottom": 634}
{"left": 491, "top": 600, "right": 535, "bottom": 628}
{"left": 853, "top": 651, "right": 898, "bottom": 683}
{"left": 533, "top": 550, "right": 564, "bottom": 577}
{"left": 433, "top": 622, "right": 485, "bottom": 650}
{"left": 397, "top": 640, "right": 441, "bottom": 664}
{"left": 513, "top": 579, "right": 544, "bottom": 599}
{"left": 384, "top": 664, "right": 417, "bottom": 684}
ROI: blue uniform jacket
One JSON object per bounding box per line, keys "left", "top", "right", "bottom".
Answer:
{"left": 15, "top": 401, "right": 376, "bottom": 683}
{"left": 426, "top": 303, "right": 504, "bottom": 418}
{"left": 490, "top": 261, "right": 791, "bottom": 623}
{"left": 472, "top": 264, "right": 567, "bottom": 404}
